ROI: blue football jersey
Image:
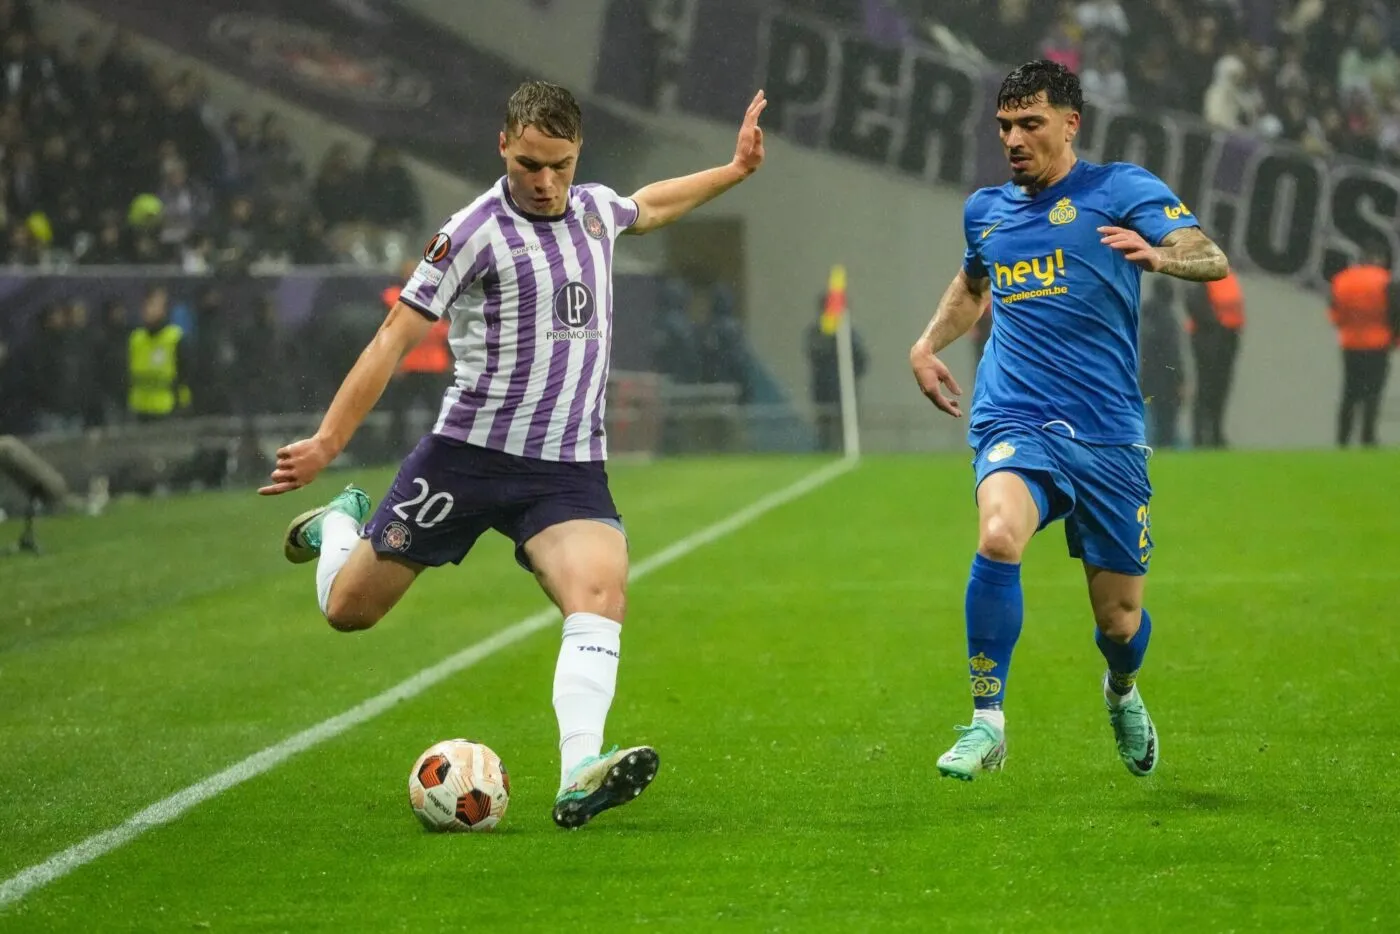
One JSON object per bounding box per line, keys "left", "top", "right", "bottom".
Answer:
{"left": 962, "top": 160, "right": 1199, "bottom": 445}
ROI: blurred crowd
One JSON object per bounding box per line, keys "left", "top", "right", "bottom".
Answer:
{"left": 0, "top": 0, "right": 423, "bottom": 269}
{"left": 799, "top": 0, "right": 1400, "bottom": 165}
{"left": 652, "top": 278, "right": 751, "bottom": 393}
{"left": 0, "top": 280, "right": 297, "bottom": 436}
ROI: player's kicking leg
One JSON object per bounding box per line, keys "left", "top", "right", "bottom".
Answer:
{"left": 282, "top": 484, "right": 422, "bottom": 631}
{"left": 937, "top": 468, "right": 1042, "bottom": 781}
{"left": 1086, "top": 564, "right": 1158, "bottom": 776}
{"left": 523, "top": 518, "right": 659, "bottom": 828}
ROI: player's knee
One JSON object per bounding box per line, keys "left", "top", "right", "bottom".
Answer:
{"left": 323, "top": 590, "right": 383, "bottom": 632}
{"left": 1094, "top": 602, "right": 1141, "bottom": 643}
{"left": 979, "top": 514, "right": 1027, "bottom": 563}
{"left": 560, "top": 580, "right": 627, "bottom": 622}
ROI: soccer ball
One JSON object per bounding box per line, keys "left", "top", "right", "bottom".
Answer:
{"left": 407, "top": 739, "right": 510, "bottom": 832}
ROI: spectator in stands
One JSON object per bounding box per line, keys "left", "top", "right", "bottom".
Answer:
{"left": 974, "top": 0, "right": 1039, "bottom": 69}
{"left": 314, "top": 142, "right": 365, "bottom": 228}
{"left": 653, "top": 278, "right": 701, "bottom": 384}
{"left": 82, "top": 214, "right": 131, "bottom": 265}
{"left": 219, "top": 110, "right": 260, "bottom": 189}
{"left": 1075, "top": 0, "right": 1129, "bottom": 51}
{"left": 28, "top": 302, "right": 73, "bottom": 430}
{"left": 1039, "top": 1, "right": 1084, "bottom": 74}
{"left": 1204, "top": 54, "right": 1265, "bottom": 131}
{"left": 155, "top": 157, "right": 209, "bottom": 254}
{"left": 697, "top": 284, "right": 750, "bottom": 401}
{"left": 1338, "top": 14, "right": 1399, "bottom": 101}
{"left": 361, "top": 142, "right": 423, "bottom": 233}
{"left": 237, "top": 294, "right": 288, "bottom": 416}
{"left": 6, "top": 147, "right": 40, "bottom": 220}
{"left": 1180, "top": 14, "right": 1224, "bottom": 120}
{"left": 5, "top": 219, "right": 41, "bottom": 264}
{"left": 1081, "top": 43, "right": 1128, "bottom": 107}
{"left": 215, "top": 194, "right": 259, "bottom": 265}
{"left": 93, "top": 297, "right": 130, "bottom": 426}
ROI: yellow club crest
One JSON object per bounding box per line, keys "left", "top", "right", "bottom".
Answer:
{"left": 969, "top": 652, "right": 998, "bottom": 673}
{"left": 1048, "top": 197, "right": 1077, "bottom": 225}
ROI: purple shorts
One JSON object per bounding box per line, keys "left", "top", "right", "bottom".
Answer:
{"left": 362, "top": 435, "right": 623, "bottom": 571}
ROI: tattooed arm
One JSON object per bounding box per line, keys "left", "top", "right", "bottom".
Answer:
{"left": 1098, "top": 225, "right": 1230, "bottom": 281}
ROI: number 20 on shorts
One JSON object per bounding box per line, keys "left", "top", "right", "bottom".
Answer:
{"left": 393, "top": 477, "right": 455, "bottom": 529}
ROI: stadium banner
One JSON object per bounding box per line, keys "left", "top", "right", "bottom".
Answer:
{"left": 597, "top": 0, "right": 1400, "bottom": 286}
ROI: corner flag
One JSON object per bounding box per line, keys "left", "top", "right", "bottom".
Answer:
{"left": 820, "top": 264, "right": 847, "bottom": 335}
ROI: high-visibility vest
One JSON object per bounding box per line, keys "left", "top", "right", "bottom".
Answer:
{"left": 1205, "top": 273, "right": 1245, "bottom": 330}
{"left": 128, "top": 324, "right": 186, "bottom": 416}
{"left": 1328, "top": 264, "right": 1392, "bottom": 351}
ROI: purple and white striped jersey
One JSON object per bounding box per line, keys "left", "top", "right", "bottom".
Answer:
{"left": 399, "top": 177, "right": 639, "bottom": 462}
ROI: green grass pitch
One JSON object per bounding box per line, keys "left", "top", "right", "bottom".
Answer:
{"left": 0, "top": 450, "right": 1397, "bottom": 931}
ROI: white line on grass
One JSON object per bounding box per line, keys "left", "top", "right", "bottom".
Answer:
{"left": 0, "top": 456, "right": 857, "bottom": 909}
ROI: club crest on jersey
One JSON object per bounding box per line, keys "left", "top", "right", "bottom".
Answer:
{"left": 582, "top": 211, "right": 606, "bottom": 240}
{"left": 987, "top": 441, "right": 1016, "bottom": 463}
{"left": 549, "top": 281, "right": 601, "bottom": 341}
{"left": 381, "top": 521, "right": 412, "bottom": 552}
{"left": 423, "top": 232, "right": 452, "bottom": 264}
{"left": 1048, "top": 197, "right": 1077, "bottom": 225}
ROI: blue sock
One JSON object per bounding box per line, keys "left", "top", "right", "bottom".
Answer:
{"left": 964, "top": 554, "right": 1023, "bottom": 710}
{"left": 1096, "top": 608, "right": 1152, "bottom": 695}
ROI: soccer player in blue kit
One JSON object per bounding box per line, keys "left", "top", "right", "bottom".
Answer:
{"left": 908, "top": 61, "right": 1230, "bottom": 781}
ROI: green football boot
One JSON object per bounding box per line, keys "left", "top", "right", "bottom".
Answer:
{"left": 1105, "top": 676, "right": 1159, "bottom": 776}
{"left": 282, "top": 484, "right": 372, "bottom": 564}
{"left": 552, "top": 745, "right": 660, "bottom": 829}
{"left": 936, "top": 719, "right": 1007, "bottom": 781}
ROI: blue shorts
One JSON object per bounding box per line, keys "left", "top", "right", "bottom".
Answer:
{"left": 362, "top": 435, "right": 624, "bottom": 572}
{"left": 971, "top": 423, "right": 1154, "bottom": 575}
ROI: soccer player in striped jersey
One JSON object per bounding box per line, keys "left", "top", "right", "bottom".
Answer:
{"left": 259, "top": 80, "right": 768, "bottom": 828}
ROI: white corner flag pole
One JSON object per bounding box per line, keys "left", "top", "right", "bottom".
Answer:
{"left": 835, "top": 308, "right": 861, "bottom": 460}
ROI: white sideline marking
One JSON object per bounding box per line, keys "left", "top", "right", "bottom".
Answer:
{"left": 0, "top": 457, "right": 858, "bottom": 909}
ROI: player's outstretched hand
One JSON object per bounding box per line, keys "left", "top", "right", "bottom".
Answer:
{"left": 258, "top": 435, "right": 335, "bottom": 495}
{"left": 1098, "top": 226, "right": 1162, "bottom": 271}
{"left": 910, "top": 343, "right": 963, "bottom": 418}
{"left": 731, "top": 90, "right": 767, "bottom": 177}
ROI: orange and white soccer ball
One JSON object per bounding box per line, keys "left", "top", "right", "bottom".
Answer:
{"left": 407, "top": 739, "right": 510, "bottom": 832}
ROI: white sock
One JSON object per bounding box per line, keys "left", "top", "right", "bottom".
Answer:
{"left": 1104, "top": 678, "right": 1139, "bottom": 709}
{"left": 553, "top": 612, "right": 621, "bottom": 785}
{"left": 973, "top": 708, "right": 1005, "bottom": 732}
{"left": 315, "top": 511, "right": 361, "bottom": 617}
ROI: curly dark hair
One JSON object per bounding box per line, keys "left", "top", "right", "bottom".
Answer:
{"left": 504, "top": 80, "right": 583, "bottom": 141}
{"left": 997, "top": 60, "right": 1084, "bottom": 112}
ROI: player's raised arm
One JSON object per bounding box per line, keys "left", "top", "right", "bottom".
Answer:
{"left": 258, "top": 302, "right": 432, "bottom": 496}
{"left": 624, "top": 90, "right": 766, "bottom": 236}
{"left": 909, "top": 268, "right": 991, "bottom": 418}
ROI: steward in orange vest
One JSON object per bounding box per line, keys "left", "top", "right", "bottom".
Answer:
{"left": 1328, "top": 249, "right": 1397, "bottom": 447}
{"left": 1184, "top": 272, "right": 1244, "bottom": 449}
